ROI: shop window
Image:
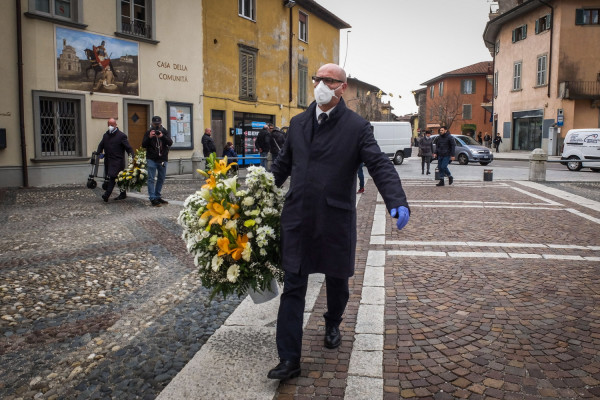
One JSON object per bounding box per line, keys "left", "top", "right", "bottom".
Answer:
{"left": 575, "top": 9, "right": 600, "bottom": 25}
{"left": 513, "top": 61, "right": 522, "bottom": 90}
{"left": 536, "top": 54, "right": 547, "bottom": 86}
{"left": 239, "top": 0, "right": 256, "bottom": 21}
{"left": 461, "top": 79, "right": 476, "bottom": 94}
{"left": 512, "top": 24, "right": 527, "bottom": 42}
{"left": 299, "top": 11, "right": 308, "bottom": 42}
{"left": 118, "top": 0, "right": 155, "bottom": 41}
{"left": 26, "top": 0, "right": 84, "bottom": 27}
{"left": 239, "top": 45, "right": 257, "bottom": 101}
{"left": 32, "top": 91, "right": 85, "bottom": 159}
{"left": 535, "top": 14, "right": 551, "bottom": 33}
{"left": 462, "top": 104, "right": 472, "bottom": 120}
{"left": 298, "top": 63, "right": 308, "bottom": 107}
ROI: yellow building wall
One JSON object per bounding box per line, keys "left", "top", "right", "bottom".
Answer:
{"left": 0, "top": 1, "right": 203, "bottom": 187}
{"left": 202, "top": 0, "right": 341, "bottom": 148}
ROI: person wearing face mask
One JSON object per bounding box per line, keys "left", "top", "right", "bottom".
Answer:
{"left": 96, "top": 118, "right": 133, "bottom": 202}
{"left": 268, "top": 63, "right": 410, "bottom": 381}
{"left": 142, "top": 116, "right": 173, "bottom": 207}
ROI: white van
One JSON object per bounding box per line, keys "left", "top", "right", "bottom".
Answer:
{"left": 370, "top": 121, "right": 413, "bottom": 165}
{"left": 561, "top": 128, "right": 600, "bottom": 171}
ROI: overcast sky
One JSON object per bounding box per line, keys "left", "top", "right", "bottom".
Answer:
{"left": 316, "top": 0, "right": 494, "bottom": 116}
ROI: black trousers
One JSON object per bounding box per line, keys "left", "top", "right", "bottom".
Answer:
{"left": 275, "top": 270, "right": 349, "bottom": 362}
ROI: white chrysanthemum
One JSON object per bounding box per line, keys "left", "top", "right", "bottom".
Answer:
{"left": 241, "top": 244, "right": 252, "bottom": 262}
{"left": 212, "top": 254, "right": 224, "bottom": 271}
{"left": 227, "top": 264, "right": 240, "bottom": 282}
{"left": 242, "top": 197, "right": 254, "bottom": 207}
{"left": 225, "top": 220, "right": 237, "bottom": 230}
{"left": 259, "top": 249, "right": 267, "bottom": 256}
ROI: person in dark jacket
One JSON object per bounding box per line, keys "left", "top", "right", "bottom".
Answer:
{"left": 267, "top": 63, "right": 410, "bottom": 381}
{"left": 418, "top": 130, "right": 434, "bottom": 175}
{"left": 255, "top": 123, "right": 272, "bottom": 168}
{"left": 142, "top": 116, "right": 173, "bottom": 207}
{"left": 269, "top": 126, "right": 285, "bottom": 163}
{"left": 201, "top": 128, "right": 217, "bottom": 170}
{"left": 96, "top": 118, "right": 133, "bottom": 202}
{"left": 222, "top": 141, "right": 238, "bottom": 173}
{"left": 493, "top": 134, "right": 503, "bottom": 153}
{"left": 433, "top": 126, "right": 455, "bottom": 186}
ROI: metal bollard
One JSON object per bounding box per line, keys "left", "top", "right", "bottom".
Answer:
{"left": 483, "top": 169, "right": 493, "bottom": 181}
{"left": 191, "top": 151, "right": 203, "bottom": 180}
{"left": 529, "top": 148, "right": 548, "bottom": 182}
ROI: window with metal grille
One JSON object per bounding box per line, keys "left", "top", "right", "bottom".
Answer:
{"left": 299, "top": 12, "right": 308, "bottom": 42}
{"left": 38, "top": 97, "right": 81, "bottom": 157}
{"left": 119, "top": 0, "right": 153, "bottom": 39}
{"left": 239, "top": 46, "right": 257, "bottom": 100}
{"left": 239, "top": 0, "right": 256, "bottom": 21}
{"left": 536, "top": 55, "right": 547, "bottom": 86}
{"left": 298, "top": 63, "right": 308, "bottom": 107}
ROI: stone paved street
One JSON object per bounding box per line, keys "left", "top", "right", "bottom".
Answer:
{"left": 1, "top": 174, "right": 599, "bottom": 400}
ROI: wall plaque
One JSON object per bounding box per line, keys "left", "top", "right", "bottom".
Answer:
{"left": 91, "top": 101, "right": 118, "bottom": 119}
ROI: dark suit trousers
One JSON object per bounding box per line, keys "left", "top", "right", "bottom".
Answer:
{"left": 276, "top": 270, "right": 349, "bottom": 362}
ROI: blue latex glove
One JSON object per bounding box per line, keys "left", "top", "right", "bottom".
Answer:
{"left": 99, "top": 154, "right": 104, "bottom": 159}
{"left": 390, "top": 206, "right": 410, "bottom": 230}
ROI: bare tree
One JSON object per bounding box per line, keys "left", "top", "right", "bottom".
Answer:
{"left": 428, "top": 92, "right": 465, "bottom": 129}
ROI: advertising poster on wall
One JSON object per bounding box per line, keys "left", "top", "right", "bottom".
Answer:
{"left": 55, "top": 27, "right": 139, "bottom": 95}
{"left": 167, "top": 102, "right": 193, "bottom": 149}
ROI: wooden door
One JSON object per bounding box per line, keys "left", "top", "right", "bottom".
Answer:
{"left": 126, "top": 104, "right": 148, "bottom": 151}
{"left": 211, "top": 110, "right": 225, "bottom": 156}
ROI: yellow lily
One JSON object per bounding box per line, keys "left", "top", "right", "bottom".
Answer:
{"left": 230, "top": 233, "right": 249, "bottom": 261}
{"left": 201, "top": 199, "right": 232, "bottom": 226}
{"left": 202, "top": 174, "right": 217, "bottom": 189}
{"left": 212, "top": 157, "right": 237, "bottom": 176}
{"left": 217, "top": 237, "right": 233, "bottom": 257}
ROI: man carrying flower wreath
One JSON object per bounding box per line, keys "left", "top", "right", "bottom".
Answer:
{"left": 97, "top": 118, "right": 133, "bottom": 202}
{"left": 267, "top": 63, "right": 410, "bottom": 380}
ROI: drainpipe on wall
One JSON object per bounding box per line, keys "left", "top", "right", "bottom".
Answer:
{"left": 16, "top": 0, "right": 29, "bottom": 187}
{"left": 288, "top": 5, "right": 294, "bottom": 111}
{"left": 537, "top": 0, "right": 553, "bottom": 98}
{"left": 484, "top": 38, "right": 497, "bottom": 136}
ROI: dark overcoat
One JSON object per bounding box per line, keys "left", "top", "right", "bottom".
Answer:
{"left": 270, "top": 99, "right": 409, "bottom": 279}
{"left": 96, "top": 128, "right": 133, "bottom": 178}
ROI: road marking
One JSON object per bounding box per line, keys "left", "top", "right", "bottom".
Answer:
{"left": 516, "top": 181, "right": 600, "bottom": 212}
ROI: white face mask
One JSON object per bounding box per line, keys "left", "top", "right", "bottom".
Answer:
{"left": 313, "top": 81, "right": 340, "bottom": 106}
{"left": 108, "top": 126, "right": 116, "bottom": 133}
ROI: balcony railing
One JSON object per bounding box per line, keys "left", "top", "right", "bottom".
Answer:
{"left": 121, "top": 21, "right": 152, "bottom": 39}
{"left": 559, "top": 81, "right": 600, "bottom": 100}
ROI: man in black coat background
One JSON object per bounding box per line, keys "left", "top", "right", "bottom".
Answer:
{"left": 267, "top": 63, "right": 410, "bottom": 380}
{"left": 96, "top": 118, "right": 133, "bottom": 202}
{"left": 142, "top": 116, "right": 173, "bottom": 207}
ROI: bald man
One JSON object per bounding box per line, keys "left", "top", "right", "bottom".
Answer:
{"left": 268, "top": 63, "right": 410, "bottom": 380}
{"left": 96, "top": 118, "right": 133, "bottom": 202}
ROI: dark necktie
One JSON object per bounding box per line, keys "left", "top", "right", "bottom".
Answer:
{"left": 318, "top": 113, "right": 328, "bottom": 125}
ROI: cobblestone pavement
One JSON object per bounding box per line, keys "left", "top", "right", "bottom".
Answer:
{"left": 275, "top": 178, "right": 600, "bottom": 400}
{"left": 0, "top": 180, "right": 243, "bottom": 400}
{"left": 2, "top": 177, "right": 600, "bottom": 400}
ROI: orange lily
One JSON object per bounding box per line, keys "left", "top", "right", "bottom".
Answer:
{"left": 212, "top": 157, "right": 237, "bottom": 175}
{"left": 202, "top": 174, "right": 217, "bottom": 189}
{"left": 230, "top": 233, "right": 249, "bottom": 261}
{"left": 217, "top": 237, "right": 233, "bottom": 257}
{"left": 201, "top": 199, "right": 231, "bottom": 226}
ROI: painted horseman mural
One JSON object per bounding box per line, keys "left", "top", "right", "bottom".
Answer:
{"left": 85, "top": 40, "right": 118, "bottom": 91}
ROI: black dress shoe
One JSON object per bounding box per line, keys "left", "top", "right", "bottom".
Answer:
{"left": 157, "top": 198, "right": 169, "bottom": 204}
{"left": 448, "top": 176, "right": 454, "bottom": 185}
{"left": 267, "top": 360, "right": 301, "bottom": 380}
{"left": 102, "top": 194, "right": 109, "bottom": 202}
{"left": 324, "top": 325, "right": 341, "bottom": 349}
{"left": 114, "top": 192, "right": 127, "bottom": 200}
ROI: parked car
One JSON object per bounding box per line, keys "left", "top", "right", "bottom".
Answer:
{"left": 560, "top": 128, "right": 600, "bottom": 171}
{"left": 431, "top": 134, "right": 493, "bottom": 165}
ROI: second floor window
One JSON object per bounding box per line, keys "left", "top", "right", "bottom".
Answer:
{"left": 462, "top": 104, "right": 472, "bottom": 120}
{"left": 536, "top": 55, "right": 547, "bottom": 86}
{"left": 535, "top": 14, "right": 551, "bottom": 33}
{"left": 27, "top": 0, "right": 83, "bottom": 25}
{"left": 120, "top": 0, "right": 153, "bottom": 39}
{"left": 512, "top": 24, "right": 527, "bottom": 42}
{"left": 513, "top": 61, "right": 522, "bottom": 90}
{"left": 429, "top": 86, "right": 434, "bottom": 99}
{"left": 299, "top": 12, "right": 308, "bottom": 42}
{"left": 239, "top": 46, "right": 257, "bottom": 100}
{"left": 494, "top": 71, "right": 499, "bottom": 97}
{"left": 239, "top": 0, "right": 256, "bottom": 21}
{"left": 461, "top": 79, "right": 476, "bottom": 94}
{"left": 575, "top": 9, "right": 600, "bottom": 25}
{"left": 439, "top": 82, "right": 444, "bottom": 96}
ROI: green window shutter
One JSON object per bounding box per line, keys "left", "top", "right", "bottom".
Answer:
{"left": 472, "top": 80, "right": 476, "bottom": 94}
{"left": 547, "top": 13, "right": 552, "bottom": 30}
{"left": 535, "top": 19, "right": 540, "bottom": 34}
{"left": 575, "top": 9, "right": 584, "bottom": 25}
{"left": 523, "top": 24, "right": 527, "bottom": 39}
{"left": 512, "top": 29, "right": 516, "bottom": 42}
